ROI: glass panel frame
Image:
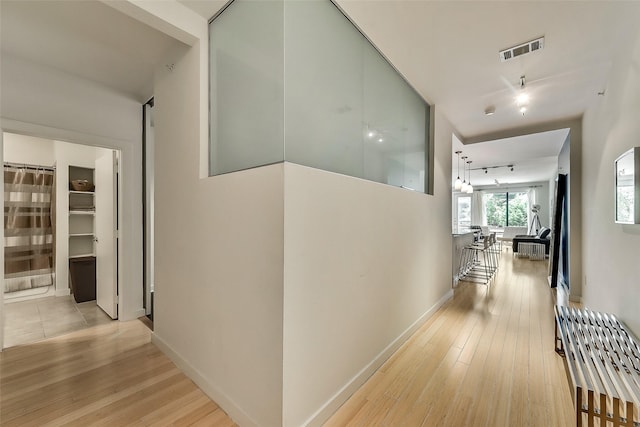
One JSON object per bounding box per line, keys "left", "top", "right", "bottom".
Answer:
{"left": 483, "top": 191, "right": 529, "bottom": 227}
{"left": 208, "top": 0, "right": 432, "bottom": 194}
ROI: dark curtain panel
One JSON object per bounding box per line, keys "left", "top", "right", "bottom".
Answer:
{"left": 4, "top": 165, "right": 55, "bottom": 293}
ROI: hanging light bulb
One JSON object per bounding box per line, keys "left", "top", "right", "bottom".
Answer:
{"left": 466, "top": 160, "right": 474, "bottom": 193}
{"left": 460, "top": 156, "right": 469, "bottom": 192}
{"left": 516, "top": 75, "right": 529, "bottom": 116}
{"left": 454, "top": 151, "right": 462, "bottom": 190}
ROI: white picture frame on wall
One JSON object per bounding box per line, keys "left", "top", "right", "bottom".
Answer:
{"left": 615, "top": 147, "right": 640, "bottom": 224}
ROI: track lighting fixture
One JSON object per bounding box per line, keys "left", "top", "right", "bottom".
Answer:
{"left": 470, "top": 164, "right": 515, "bottom": 173}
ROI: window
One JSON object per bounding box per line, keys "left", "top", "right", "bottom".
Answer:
{"left": 455, "top": 195, "right": 471, "bottom": 230}
{"left": 483, "top": 192, "right": 528, "bottom": 227}
{"left": 208, "top": 0, "right": 431, "bottom": 193}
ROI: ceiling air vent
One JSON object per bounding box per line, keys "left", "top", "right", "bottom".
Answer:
{"left": 499, "top": 37, "right": 544, "bottom": 62}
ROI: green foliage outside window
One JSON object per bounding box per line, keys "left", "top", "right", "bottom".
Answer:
{"left": 485, "top": 193, "right": 506, "bottom": 227}
{"left": 484, "top": 192, "right": 528, "bottom": 227}
{"left": 617, "top": 188, "right": 633, "bottom": 222}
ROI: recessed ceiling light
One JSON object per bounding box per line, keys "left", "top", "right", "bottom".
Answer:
{"left": 484, "top": 106, "right": 496, "bottom": 116}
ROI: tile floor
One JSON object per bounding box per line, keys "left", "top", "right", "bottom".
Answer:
{"left": 3, "top": 295, "right": 113, "bottom": 348}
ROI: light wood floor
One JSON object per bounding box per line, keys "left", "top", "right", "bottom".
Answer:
{"left": 0, "top": 320, "right": 237, "bottom": 426}
{"left": 325, "top": 251, "right": 575, "bottom": 426}
{"left": 1, "top": 252, "right": 573, "bottom": 426}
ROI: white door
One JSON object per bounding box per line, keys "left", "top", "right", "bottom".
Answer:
{"left": 95, "top": 151, "right": 118, "bottom": 319}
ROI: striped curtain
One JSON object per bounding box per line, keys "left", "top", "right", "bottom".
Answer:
{"left": 4, "top": 165, "right": 55, "bottom": 293}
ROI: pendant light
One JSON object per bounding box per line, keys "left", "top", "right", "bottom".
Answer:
{"left": 460, "top": 156, "right": 469, "bottom": 192}
{"left": 466, "top": 160, "right": 474, "bottom": 194}
{"left": 516, "top": 75, "right": 529, "bottom": 116}
{"left": 454, "top": 151, "right": 463, "bottom": 190}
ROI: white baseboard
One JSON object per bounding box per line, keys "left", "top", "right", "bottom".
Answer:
{"left": 150, "top": 290, "right": 454, "bottom": 427}
{"left": 55, "top": 288, "right": 70, "bottom": 297}
{"left": 151, "top": 333, "right": 259, "bottom": 427}
{"left": 302, "top": 289, "right": 455, "bottom": 427}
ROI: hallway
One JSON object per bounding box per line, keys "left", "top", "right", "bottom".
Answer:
{"left": 325, "top": 251, "right": 574, "bottom": 426}
{"left": 0, "top": 252, "right": 574, "bottom": 426}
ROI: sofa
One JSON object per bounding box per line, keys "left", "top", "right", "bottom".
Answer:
{"left": 513, "top": 227, "right": 551, "bottom": 254}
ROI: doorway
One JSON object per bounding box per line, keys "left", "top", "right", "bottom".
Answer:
{"left": 2, "top": 132, "right": 120, "bottom": 348}
{"left": 142, "top": 99, "right": 154, "bottom": 324}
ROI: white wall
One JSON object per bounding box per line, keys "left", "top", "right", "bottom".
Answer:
{"left": 582, "top": 29, "right": 640, "bottom": 336}
{"left": 535, "top": 182, "right": 550, "bottom": 229}
{"left": 113, "top": 3, "right": 456, "bottom": 426}
{"left": 0, "top": 54, "right": 144, "bottom": 324}
{"left": 282, "top": 107, "right": 454, "bottom": 427}
{"left": 152, "top": 41, "right": 285, "bottom": 427}
{"left": 3, "top": 133, "right": 55, "bottom": 166}
{"left": 151, "top": 31, "right": 455, "bottom": 426}
{"left": 1, "top": 55, "right": 141, "bottom": 143}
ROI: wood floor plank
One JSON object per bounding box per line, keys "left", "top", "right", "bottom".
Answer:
{"left": 326, "top": 251, "right": 575, "bottom": 426}
{"left": 172, "top": 400, "right": 222, "bottom": 427}
{"left": 5, "top": 357, "right": 178, "bottom": 426}
{"left": 2, "top": 251, "right": 574, "bottom": 427}
{"left": 141, "top": 390, "right": 213, "bottom": 425}
{"left": 0, "top": 320, "right": 238, "bottom": 426}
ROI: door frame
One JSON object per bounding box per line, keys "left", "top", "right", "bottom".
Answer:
{"left": 142, "top": 99, "right": 154, "bottom": 317}
{"left": 1, "top": 118, "right": 144, "bottom": 350}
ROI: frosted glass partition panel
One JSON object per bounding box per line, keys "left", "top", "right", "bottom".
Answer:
{"left": 209, "top": 0, "right": 284, "bottom": 175}
{"left": 284, "top": 0, "right": 428, "bottom": 191}
{"left": 209, "top": 0, "right": 429, "bottom": 192}
{"left": 284, "top": 0, "right": 365, "bottom": 178}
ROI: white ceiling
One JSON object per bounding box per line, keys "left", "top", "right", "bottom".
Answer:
{"left": 0, "top": 0, "right": 187, "bottom": 102}
{"left": 2, "top": 0, "right": 639, "bottom": 185}
{"left": 336, "top": 0, "right": 640, "bottom": 140}
{"left": 177, "top": 0, "right": 228, "bottom": 20}
{"left": 328, "top": 0, "right": 640, "bottom": 188}
{"left": 452, "top": 129, "right": 568, "bottom": 187}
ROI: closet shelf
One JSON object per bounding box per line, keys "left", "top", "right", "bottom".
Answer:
{"left": 69, "top": 233, "right": 94, "bottom": 237}
{"left": 69, "top": 253, "right": 95, "bottom": 259}
{"left": 69, "top": 190, "right": 95, "bottom": 195}
{"left": 69, "top": 210, "right": 95, "bottom": 215}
